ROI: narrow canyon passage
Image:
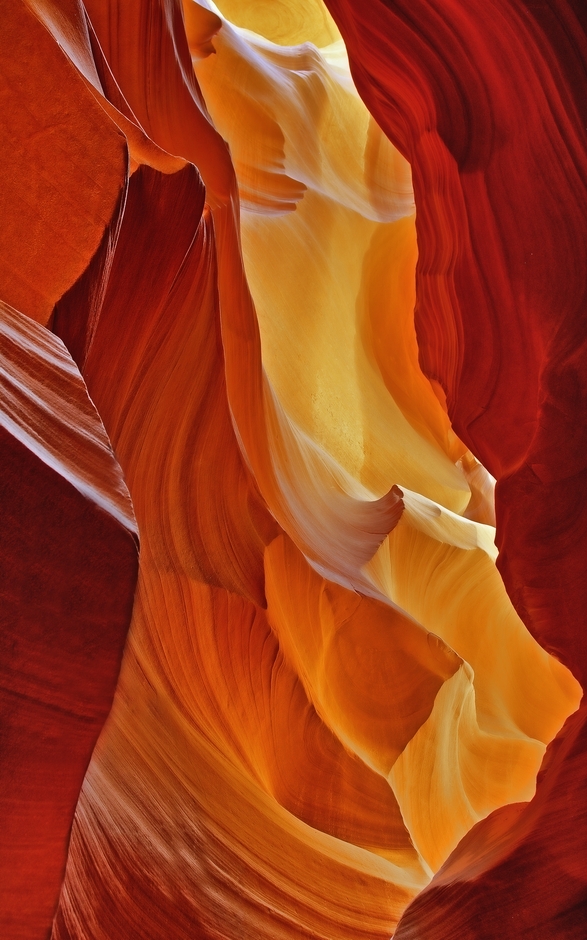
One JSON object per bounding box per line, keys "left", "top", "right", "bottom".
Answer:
{"left": 1, "top": 2, "right": 586, "bottom": 938}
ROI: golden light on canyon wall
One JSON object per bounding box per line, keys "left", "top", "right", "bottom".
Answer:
{"left": 1, "top": 1, "right": 586, "bottom": 939}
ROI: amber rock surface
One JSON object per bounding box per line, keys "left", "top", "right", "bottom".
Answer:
{"left": 1, "top": 1, "right": 586, "bottom": 939}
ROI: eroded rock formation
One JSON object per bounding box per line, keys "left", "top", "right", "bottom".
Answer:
{"left": 0, "top": 1, "right": 585, "bottom": 938}
{"left": 0, "top": 301, "right": 138, "bottom": 937}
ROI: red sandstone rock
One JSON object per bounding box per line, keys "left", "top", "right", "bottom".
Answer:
{"left": 0, "top": 301, "right": 138, "bottom": 939}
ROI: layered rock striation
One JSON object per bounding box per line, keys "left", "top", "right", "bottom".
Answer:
{"left": 0, "top": 1, "right": 585, "bottom": 938}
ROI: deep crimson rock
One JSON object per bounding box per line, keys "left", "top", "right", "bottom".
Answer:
{"left": 323, "top": 0, "right": 587, "bottom": 682}
{"left": 323, "top": 0, "right": 587, "bottom": 934}
{"left": 0, "top": 302, "right": 138, "bottom": 939}
{"left": 393, "top": 703, "right": 587, "bottom": 939}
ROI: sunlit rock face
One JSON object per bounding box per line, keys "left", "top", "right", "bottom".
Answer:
{"left": 322, "top": 0, "right": 587, "bottom": 687}
{"left": 321, "top": 0, "right": 587, "bottom": 935}
{"left": 0, "top": 0, "right": 585, "bottom": 938}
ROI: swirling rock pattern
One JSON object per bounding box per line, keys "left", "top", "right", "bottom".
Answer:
{"left": 322, "top": 0, "right": 587, "bottom": 935}
{"left": 323, "top": 0, "right": 587, "bottom": 681}
{"left": 0, "top": 0, "right": 585, "bottom": 938}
